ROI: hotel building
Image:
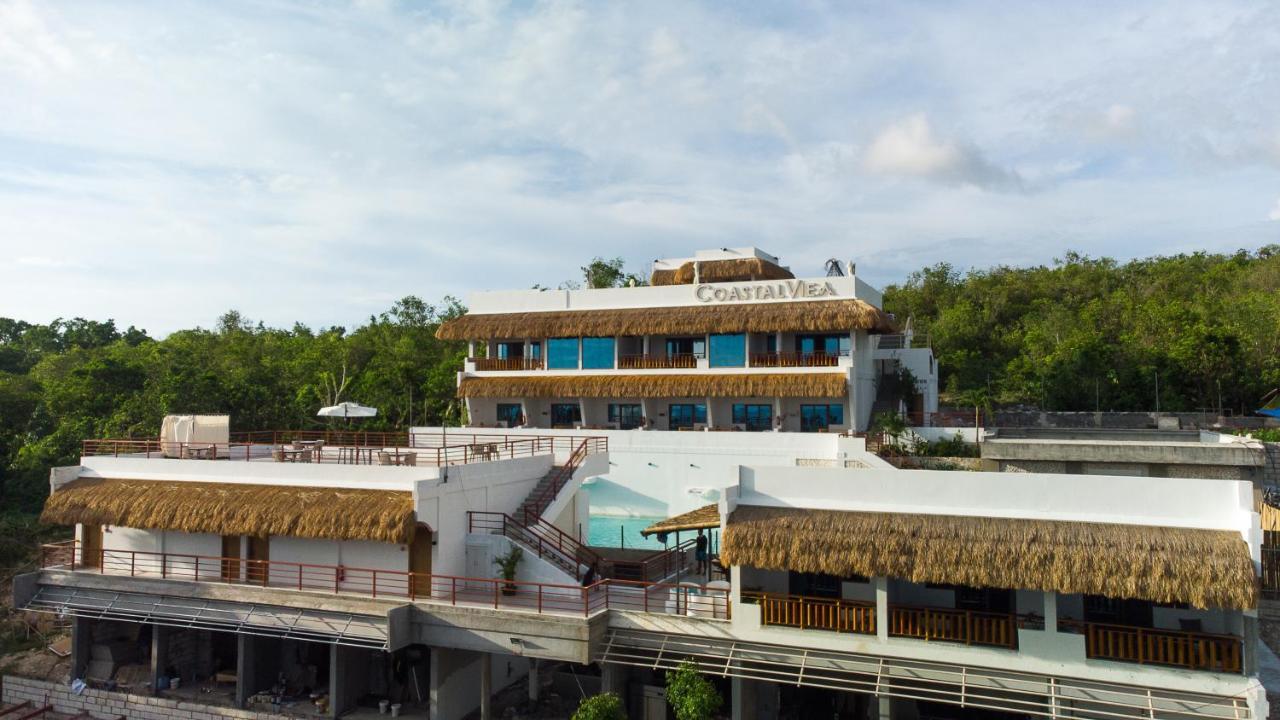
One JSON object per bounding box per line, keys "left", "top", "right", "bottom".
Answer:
{"left": 4, "top": 249, "right": 1269, "bottom": 720}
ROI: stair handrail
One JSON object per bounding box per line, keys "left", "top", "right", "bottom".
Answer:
{"left": 469, "top": 510, "right": 603, "bottom": 581}
{"left": 520, "top": 439, "right": 593, "bottom": 524}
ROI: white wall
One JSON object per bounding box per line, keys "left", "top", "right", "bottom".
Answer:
{"left": 160, "top": 531, "right": 222, "bottom": 580}
{"left": 81, "top": 455, "right": 432, "bottom": 491}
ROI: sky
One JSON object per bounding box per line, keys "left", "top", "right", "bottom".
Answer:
{"left": 1, "top": 0, "right": 1279, "bottom": 335}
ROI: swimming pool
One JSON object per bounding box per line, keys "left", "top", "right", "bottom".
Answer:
{"left": 587, "top": 515, "right": 666, "bottom": 550}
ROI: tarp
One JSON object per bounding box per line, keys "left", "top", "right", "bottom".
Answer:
{"left": 160, "top": 414, "right": 229, "bottom": 457}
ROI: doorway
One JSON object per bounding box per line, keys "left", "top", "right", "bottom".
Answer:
{"left": 247, "top": 536, "right": 270, "bottom": 585}
{"left": 409, "top": 525, "right": 433, "bottom": 598}
{"left": 221, "top": 536, "right": 242, "bottom": 582}
{"left": 80, "top": 524, "right": 103, "bottom": 569}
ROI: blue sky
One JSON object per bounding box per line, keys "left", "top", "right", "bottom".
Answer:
{"left": 1, "top": 0, "right": 1278, "bottom": 334}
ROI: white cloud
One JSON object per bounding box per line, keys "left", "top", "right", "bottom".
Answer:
{"left": 864, "top": 114, "right": 1020, "bottom": 190}
{"left": 1269, "top": 196, "right": 1280, "bottom": 221}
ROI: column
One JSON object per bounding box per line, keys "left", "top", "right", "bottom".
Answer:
{"left": 70, "top": 616, "right": 92, "bottom": 682}
{"left": 640, "top": 398, "right": 651, "bottom": 429}
{"left": 528, "top": 659, "right": 540, "bottom": 704}
{"left": 643, "top": 335, "right": 651, "bottom": 356}
{"left": 479, "top": 652, "right": 492, "bottom": 720}
{"left": 731, "top": 677, "right": 757, "bottom": 720}
{"left": 875, "top": 577, "right": 889, "bottom": 642}
{"left": 468, "top": 341, "right": 475, "bottom": 358}
{"left": 613, "top": 336, "right": 620, "bottom": 368}
{"left": 1043, "top": 591, "right": 1058, "bottom": 633}
{"left": 601, "top": 663, "right": 626, "bottom": 696}
{"left": 578, "top": 398, "right": 587, "bottom": 429}
{"left": 150, "top": 625, "right": 169, "bottom": 696}
{"left": 773, "top": 397, "right": 783, "bottom": 431}
{"left": 1242, "top": 610, "right": 1259, "bottom": 676}
{"left": 876, "top": 696, "right": 891, "bottom": 720}
{"left": 705, "top": 396, "right": 714, "bottom": 429}
{"left": 329, "top": 644, "right": 342, "bottom": 719}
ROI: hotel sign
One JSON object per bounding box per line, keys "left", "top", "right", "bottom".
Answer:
{"left": 695, "top": 279, "right": 839, "bottom": 303}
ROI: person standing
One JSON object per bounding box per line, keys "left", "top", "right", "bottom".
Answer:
{"left": 695, "top": 529, "right": 708, "bottom": 576}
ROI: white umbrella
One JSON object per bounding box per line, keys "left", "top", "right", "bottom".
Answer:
{"left": 317, "top": 402, "right": 378, "bottom": 420}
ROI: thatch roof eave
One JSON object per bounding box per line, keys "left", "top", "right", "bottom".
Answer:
{"left": 641, "top": 504, "right": 721, "bottom": 536}
{"left": 457, "top": 373, "right": 848, "bottom": 399}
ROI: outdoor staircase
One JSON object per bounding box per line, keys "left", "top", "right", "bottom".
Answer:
{"left": 517, "top": 465, "right": 568, "bottom": 522}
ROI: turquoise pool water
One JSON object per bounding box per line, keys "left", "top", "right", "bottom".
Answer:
{"left": 587, "top": 515, "right": 666, "bottom": 550}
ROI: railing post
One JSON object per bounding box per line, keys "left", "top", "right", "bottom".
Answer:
{"left": 452, "top": 577, "right": 457, "bottom": 605}
{"left": 130, "top": 552, "right": 136, "bottom": 577}
{"left": 372, "top": 570, "right": 378, "bottom": 598}
{"left": 494, "top": 580, "right": 499, "bottom": 609}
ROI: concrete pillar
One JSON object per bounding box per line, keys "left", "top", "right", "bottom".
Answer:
{"left": 329, "top": 645, "right": 342, "bottom": 719}
{"left": 479, "top": 653, "right": 492, "bottom": 720}
{"left": 643, "top": 335, "right": 651, "bottom": 356}
{"left": 150, "top": 625, "right": 169, "bottom": 696}
{"left": 773, "top": 397, "right": 783, "bottom": 431}
{"left": 468, "top": 341, "right": 475, "bottom": 358}
{"left": 528, "top": 659, "right": 540, "bottom": 704}
{"left": 705, "top": 396, "right": 714, "bottom": 429}
{"left": 731, "top": 677, "right": 757, "bottom": 720}
{"left": 875, "top": 696, "right": 891, "bottom": 720}
{"left": 235, "top": 635, "right": 257, "bottom": 708}
{"left": 875, "top": 577, "right": 889, "bottom": 642}
{"left": 1043, "top": 591, "right": 1058, "bottom": 632}
{"left": 70, "top": 616, "right": 92, "bottom": 682}
{"left": 1243, "top": 611, "right": 1259, "bottom": 675}
{"left": 601, "top": 663, "right": 626, "bottom": 696}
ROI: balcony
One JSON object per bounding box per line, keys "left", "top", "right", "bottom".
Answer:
{"left": 749, "top": 351, "right": 842, "bottom": 368}
{"left": 742, "top": 591, "right": 1242, "bottom": 673}
{"left": 81, "top": 432, "right": 607, "bottom": 467}
{"left": 39, "top": 541, "right": 729, "bottom": 621}
{"left": 618, "top": 353, "right": 699, "bottom": 369}
{"left": 471, "top": 357, "right": 543, "bottom": 371}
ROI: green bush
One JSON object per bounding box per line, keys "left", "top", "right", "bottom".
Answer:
{"left": 572, "top": 692, "right": 625, "bottom": 720}
{"left": 665, "top": 660, "right": 722, "bottom": 720}
{"left": 913, "top": 432, "right": 979, "bottom": 457}
{"left": 1232, "top": 428, "right": 1280, "bottom": 443}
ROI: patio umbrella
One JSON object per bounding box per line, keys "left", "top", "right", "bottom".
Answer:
{"left": 317, "top": 402, "right": 378, "bottom": 424}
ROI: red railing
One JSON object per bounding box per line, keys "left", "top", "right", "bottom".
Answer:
{"left": 468, "top": 511, "right": 602, "bottom": 580}
{"left": 608, "top": 538, "right": 697, "bottom": 583}
{"left": 742, "top": 591, "right": 876, "bottom": 634}
{"left": 518, "top": 439, "right": 595, "bottom": 523}
{"left": 1058, "top": 620, "right": 1242, "bottom": 673}
{"left": 618, "top": 354, "right": 698, "bottom": 369}
{"left": 81, "top": 433, "right": 607, "bottom": 468}
{"left": 39, "top": 540, "right": 729, "bottom": 620}
{"left": 471, "top": 357, "right": 543, "bottom": 371}
{"left": 749, "top": 351, "right": 842, "bottom": 368}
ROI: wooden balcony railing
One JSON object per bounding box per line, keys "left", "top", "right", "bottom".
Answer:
{"left": 618, "top": 353, "right": 699, "bottom": 369}
{"left": 471, "top": 357, "right": 543, "bottom": 371}
{"left": 749, "top": 352, "right": 841, "bottom": 368}
{"left": 1059, "top": 620, "right": 1242, "bottom": 674}
{"left": 743, "top": 592, "right": 875, "bottom": 634}
{"left": 888, "top": 605, "right": 1017, "bottom": 649}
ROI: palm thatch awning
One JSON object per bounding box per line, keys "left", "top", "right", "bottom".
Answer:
{"left": 436, "top": 298, "right": 894, "bottom": 341}
{"left": 458, "top": 373, "right": 847, "bottom": 399}
{"left": 721, "top": 505, "right": 1256, "bottom": 610}
{"left": 650, "top": 258, "right": 795, "bottom": 286}
{"left": 42, "top": 478, "right": 419, "bottom": 545}
{"left": 641, "top": 504, "right": 721, "bottom": 537}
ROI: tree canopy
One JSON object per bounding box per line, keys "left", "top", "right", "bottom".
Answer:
{"left": 882, "top": 246, "right": 1280, "bottom": 413}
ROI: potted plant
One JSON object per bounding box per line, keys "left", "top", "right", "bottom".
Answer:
{"left": 493, "top": 545, "right": 523, "bottom": 596}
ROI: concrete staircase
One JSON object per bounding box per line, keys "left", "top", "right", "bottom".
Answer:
{"left": 517, "top": 465, "right": 568, "bottom": 522}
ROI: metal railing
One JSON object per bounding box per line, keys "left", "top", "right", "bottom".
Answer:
{"left": 468, "top": 511, "right": 602, "bottom": 581}
{"left": 39, "top": 540, "right": 729, "bottom": 620}
{"left": 617, "top": 353, "right": 699, "bottom": 369}
{"left": 1058, "top": 619, "right": 1242, "bottom": 674}
{"left": 81, "top": 433, "right": 607, "bottom": 468}
{"left": 749, "top": 351, "right": 842, "bottom": 368}
{"left": 742, "top": 591, "right": 876, "bottom": 634}
{"left": 518, "top": 439, "right": 596, "bottom": 522}
{"left": 470, "top": 357, "right": 543, "bottom": 371}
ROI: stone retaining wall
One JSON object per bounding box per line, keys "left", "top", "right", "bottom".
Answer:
{"left": 2, "top": 675, "right": 297, "bottom": 720}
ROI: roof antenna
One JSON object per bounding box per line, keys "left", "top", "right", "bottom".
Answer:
{"left": 824, "top": 258, "right": 845, "bottom": 277}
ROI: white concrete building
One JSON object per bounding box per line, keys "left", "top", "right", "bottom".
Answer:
{"left": 438, "top": 247, "right": 939, "bottom": 436}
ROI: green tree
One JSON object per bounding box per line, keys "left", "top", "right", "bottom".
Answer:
{"left": 665, "top": 660, "right": 722, "bottom": 720}
{"left": 572, "top": 692, "right": 625, "bottom": 720}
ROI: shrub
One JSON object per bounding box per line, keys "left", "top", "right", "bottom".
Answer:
{"left": 665, "top": 660, "right": 722, "bottom": 720}
{"left": 572, "top": 692, "right": 625, "bottom": 720}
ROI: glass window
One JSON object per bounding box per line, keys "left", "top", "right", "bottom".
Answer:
{"left": 668, "top": 403, "right": 707, "bottom": 430}
{"left": 796, "top": 334, "right": 849, "bottom": 356}
{"left": 529, "top": 342, "right": 541, "bottom": 360}
{"left": 800, "top": 404, "right": 846, "bottom": 432}
{"left": 732, "top": 403, "right": 773, "bottom": 431}
{"left": 665, "top": 337, "right": 706, "bottom": 358}
{"left": 550, "top": 403, "right": 582, "bottom": 427}
{"left": 496, "top": 342, "right": 524, "bottom": 360}
{"left": 608, "top": 403, "right": 644, "bottom": 430}
{"left": 708, "top": 333, "right": 746, "bottom": 368}
{"left": 581, "top": 337, "right": 616, "bottom": 369}
{"left": 496, "top": 403, "right": 523, "bottom": 427}
{"left": 547, "top": 338, "right": 579, "bottom": 369}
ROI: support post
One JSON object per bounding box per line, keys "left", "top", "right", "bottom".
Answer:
{"left": 235, "top": 635, "right": 256, "bottom": 709}
{"left": 150, "top": 625, "right": 169, "bottom": 696}
{"left": 528, "top": 659, "right": 540, "bottom": 705}
{"left": 601, "top": 663, "right": 626, "bottom": 696}
{"left": 875, "top": 577, "right": 889, "bottom": 642}
{"left": 70, "top": 616, "right": 92, "bottom": 683}
{"left": 731, "top": 677, "right": 758, "bottom": 720}
{"left": 329, "top": 644, "right": 342, "bottom": 719}
{"left": 1043, "top": 591, "right": 1058, "bottom": 633}
{"left": 1242, "top": 610, "right": 1259, "bottom": 676}
{"left": 479, "top": 652, "right": 492, "bottom": 720}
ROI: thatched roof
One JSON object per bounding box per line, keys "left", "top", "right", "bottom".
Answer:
{"left": 720, "top": 505, "right": 1256, "bottom": 610}
{"left": 1263, "top": 503, "right": 1280, "bottom": 533}
{"left": 42, "top": 478, "right": 419, "bottom": 545}
{"left": 650, "top": 258, "right": 795, "bottom": 286}
{"left": 458, "top": 373, "right": 847, "bottom": 399}
{"left": 436, "top": 298, "right": 895, "bottom": 340}
{"left": 641, "top": 504, "right": 721, "bottom": 537}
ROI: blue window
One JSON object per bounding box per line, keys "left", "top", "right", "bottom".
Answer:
{"left": 547, "top": 338, "right": 579, "bottom": 369}
{"left": 496, "top": 403, "right": 523, "bottom": 427}
{"left": 796, "top": 334, "right": 850, "bottom": 356}
{"left": 665, "top": 337, "right": 706, "bottom": 358}
{"left": 551, "top": 403, "right": 582, "bottom": 427}
{"left": 800, "top": 404, "right": 846, "bottom": 432}
{"left": 496, "top": 342, "right": 523, "bottom": 360}
{"left": 732, "top": 403, "right": 773, "bottom": 431}
{"left": 581, "top": 337, "right": 616, "bottom": 369}
{"left": 709, "top": 333, "right": 746, "bottom": 368}
{"left": 529, "top": 342, "right": 541, "bottom": 360}
{"left": 668, "top": 403, "right": 707, "bottom": 430}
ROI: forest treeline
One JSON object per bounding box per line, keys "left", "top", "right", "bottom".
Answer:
{"left": 882, "top": 246, "right": 1280, "bottom": 413}
{"left": 2, "top": 249, "right": 1279, "bottom": 517}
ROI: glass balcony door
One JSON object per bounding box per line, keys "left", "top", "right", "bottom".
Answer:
{"left": 800, "top": 404, "right": 845, "bottom": 432}
{"left": 732, "top": 403, "right": 773, "bottom": 431}
{"left": 668, "top": 403, "right": 707, "bottom": 430}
